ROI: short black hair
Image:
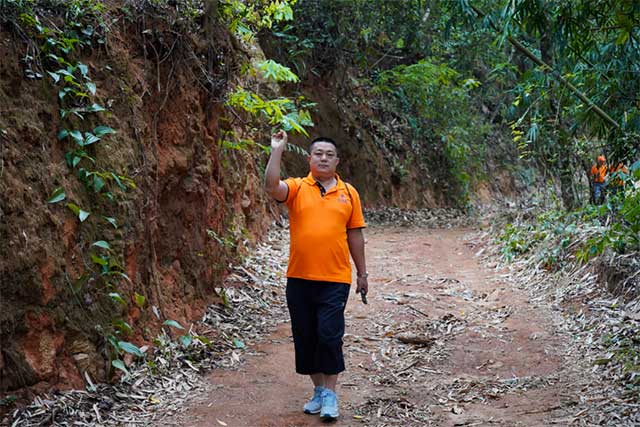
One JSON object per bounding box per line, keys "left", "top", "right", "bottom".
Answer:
{"left": 309, "top": 136, "right": 338, "bottom": 154}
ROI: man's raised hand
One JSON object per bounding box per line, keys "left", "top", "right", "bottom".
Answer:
{"left": 271, "top": 130, "right": 288, "bottom": 151}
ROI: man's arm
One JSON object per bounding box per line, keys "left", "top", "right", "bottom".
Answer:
{"left": 347, "top": 228, "right": 368, "bottom": 296}
{"left": 265, "top": 130, "right": 289, "bottom": 202}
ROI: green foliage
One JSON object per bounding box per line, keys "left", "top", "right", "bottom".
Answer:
{"left": 256, "top": 59, "right": 299, "bottom": 82}
{"left": 220, "top": 1, "right": 313, "bottom": 149}
{"left": 179, "top": 335, "right": 193, "bottom": 348}
{"left": 66, "top": 202, "right": 90, "bottom": 222}
{"left": 12, "top": 1, "right": 142, "bottom": 377}
{"left": 219, "top": 0, "right": 295, "bottom": 41}
{"left": 162, "top": 319, "right": 199, "bottom": 349}
{"left": 266, "top": 1, "right": 505, "bottom": 206}
{"left": 134, "top": 292, "right": 146, "bottom": 308}
{"left": 106, "top": 333, "right": 145, "bottom": 377}
{"left": 227, "top": 87, "right": 313, "bottom": 135}
{"left": 375, "top": 59, "right": 487, "bottom": 203}
{"left": 498, "top": 208, "right": 588, "bottom": 267}
{"left": 271, "top": 0, "right": 434, "bottom": 75}
{"left": 47, "top": 187, "right": 66, "bottom": 203}
{"left": 499, "top": 167, "right": 640, "bottom": 268}
{"left": 0, "top": 396, "right": 18, "bottom": 407}
{"left": 117, "top": 341, "right": 144, "bottom": 357}
{"left": 454, "top": 0, "right": 640, "bottom": 210}
{"left": 111, "top": 359, "right": 129, "bottom": 376}
{"left": 601, "top": 329, "right": 640, "bottom": 390}
{"left": 163, "top": 319, "right": 185, "bottom": 330}
{"left": 13, "top": 2, "right": 137, "bottom": 353}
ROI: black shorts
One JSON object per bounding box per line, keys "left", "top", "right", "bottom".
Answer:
{"left": 286, "top": 277, "right": 350, "bottom": 375}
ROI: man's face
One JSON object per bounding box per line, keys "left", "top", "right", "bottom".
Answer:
{"left": 308, "top": 141, "right": 339, "bottom": 179}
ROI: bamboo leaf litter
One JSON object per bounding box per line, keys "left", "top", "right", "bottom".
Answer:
{"left": 470, "top": 209, "right": 640, "bottom": 426}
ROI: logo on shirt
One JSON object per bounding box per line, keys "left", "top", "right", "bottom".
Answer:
{"left": 338, "top": 194, "right": 348, "bottom": 204}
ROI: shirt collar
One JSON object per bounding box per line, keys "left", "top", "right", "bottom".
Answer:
{"left": 303, "top": 172, "right": 345, "bottom": 193}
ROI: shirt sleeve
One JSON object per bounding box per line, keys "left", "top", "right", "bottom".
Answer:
{"left": 284, "top": 178, "right": 302, "bottom": 207}
{"left": 346, "top": 184, "right": 366, "bottom": 229}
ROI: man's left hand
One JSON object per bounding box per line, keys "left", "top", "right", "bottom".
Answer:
{"left": 356, "top": 276, "right": 368, "bottom": 297}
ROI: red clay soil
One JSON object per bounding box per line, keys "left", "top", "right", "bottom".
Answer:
{"left": 166, "top": 227, "right": 576, "bottom": 426}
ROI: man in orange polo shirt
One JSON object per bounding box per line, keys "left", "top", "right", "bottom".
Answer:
{"left": 265, "top": 130, "right": 368, "bottom": 421}
{"left": 590, "top": 155, "right": 607, "bottom": 204}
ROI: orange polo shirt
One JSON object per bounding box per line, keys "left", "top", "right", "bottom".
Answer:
{"left": 610, "top": 163, "right": 628, "bottom": 186}
{"left": 591, "top": 164, "right": 607, "bottom": 183}
{"left": 283, "top": 173, "right": 366, "bottom": 284}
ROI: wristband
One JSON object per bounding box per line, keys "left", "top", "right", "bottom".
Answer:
{"left": 357, "top": 272, "right": 368, "bottom": 278}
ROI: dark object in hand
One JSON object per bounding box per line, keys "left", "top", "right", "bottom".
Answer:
{"left": 359, "top": 288, "right": 368, "bottom": 304}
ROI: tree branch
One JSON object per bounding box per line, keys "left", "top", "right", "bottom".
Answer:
{"left": 469, "top": 4, "right": 620, "bottom": 130}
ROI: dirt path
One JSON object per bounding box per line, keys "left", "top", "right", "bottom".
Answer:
{"left": 174, "top": 227, "right": 577, "bottom": 426}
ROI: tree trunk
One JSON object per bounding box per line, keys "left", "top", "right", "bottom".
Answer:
{"left": 541, "top": 30, "right": 579, "bottom": 210}
{"left": 558, "top": 132, "right": 580, "bottom": 210}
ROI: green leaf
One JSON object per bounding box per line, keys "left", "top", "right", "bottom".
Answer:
{"left": 163, "top": 319, "right": 185, "bottom": 330}
{"left": 66, "top": 203, "right": 80, "bottom": 215}
{"left": 256, "top": 60, "right": 299, "bottom": 82}
{"left": 78, "top": 63, "right": 88, "bottom": 77}
{"left": 87, "top": 103, "right": 105, "bottom": 112}
{"left": 194, "top": 335, "right": 212, "bottom": 346}
{"left": 47, "top": 71, "right": 60, "bottom": 83}
{"left": 220, "top": 287, "right": 230, "bottom": 308}
{"left": 93, "top": 175, "right": 105, "bottom": 193}
{"left": 58, "top": 87, "right": 71, "bottom": 100}
{"left": 134, "top": 293, "right": 146, "bottom": 308}
{"left": 70, "top": 130, "right": 83, "bottom": 146}
{"left": 92, "top": 254, "right": 109, "bottom": 266}
{"left": 83, "top": 132, "right": 100, "bottom": 146}
{"left": 48, "top": 187, "right": 66, "bottom": 203}
{"left": 111, "top": 359, "right": 129, "bottom": 375}
{"left": 109, "top": 292, "right": 127, "bottom": 306}
{"left": 94, "top": 126, "right": 115, "bottom": 137}
{"left": 615, "top": 30, "right": 629, "bottom": 45}
{"left": 78, "top": 209, "right": 90, "bottom": 222}
{"left": 111, "top": 173, "right": 126, "bottom": 190}
{"left": 64, "top": 150, "right": 96, "bottom": 167}
{"left": 112, "top": 319, "right": 133, "bottom": 334}
{"left": 179, "top": 335, "right": 193, "bottom": 347}
{"left": 56, "top": 69, "right": 74, "bottom": 78}
{"left": 103, "top": 216, "right": 118, "bottom": 228}
{"left": 0, "top": 395, "right": 17, "bottom": 407}
{"left": 232, "top": 337, "right": 245, "bottom": 349}
{"left": 91, "top": 254, "right": 109, "bottom": 267}
{"left": 92, "top": 240, "right": 110, "bottom": 250}
{"left": 86, "top": 82, "right": 96, "bottom": 95}
{"left": 117, "top": 341, "right": 144, "bottom": 357}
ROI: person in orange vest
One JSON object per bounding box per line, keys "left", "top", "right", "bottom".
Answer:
{"left": 590, "top": 155, "right": 607, "bottom": 204}
{"left": 609, "top": 161, "right": 628, "bottom": 198}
